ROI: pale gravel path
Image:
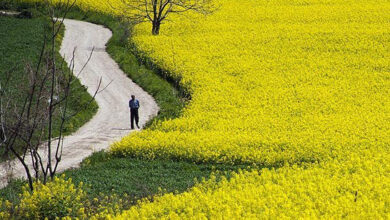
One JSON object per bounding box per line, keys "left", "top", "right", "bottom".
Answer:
{"left": 0, "top": 19, "right": 159, "bottom": 188}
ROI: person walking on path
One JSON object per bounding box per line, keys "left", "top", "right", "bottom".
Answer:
{"left": 129, "top": 95, "right": 140, "bottom": 129}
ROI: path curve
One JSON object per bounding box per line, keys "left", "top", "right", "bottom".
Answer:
{"left": 0, "top": 19, "right": 159, "bottom": 188}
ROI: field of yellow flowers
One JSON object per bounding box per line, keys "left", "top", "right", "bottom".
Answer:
{"left": 111, "top": 0, "right": 389, "bottom": 217}
{"left": 114, "top": 0, "right": 390, "bottom": 217}
{"left": 19, "top": 0, "right": 390, "bottom": 217}
{"left": 111, "top": 0, "right": 390, "bottom": 166}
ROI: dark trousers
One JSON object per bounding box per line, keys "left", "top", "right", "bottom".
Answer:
{"left": 130, "top": 108, "right": 139, "bottom": 129}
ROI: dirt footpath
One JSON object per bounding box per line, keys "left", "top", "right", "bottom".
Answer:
{"left": 0, "top": 19, "right": 159, "bottom": 188}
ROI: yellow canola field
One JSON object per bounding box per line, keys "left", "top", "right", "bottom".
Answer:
{"left": 110, "top": 0, "right": 389, "bottom": 217}
{"left": 111, "top": 0, "right": 390, "bottom": 166}
{"left": 20, "top": 0, "right": 390, "bottom": 217}
{"left": 113, "top": 150, "right": 390, "bottom": 219}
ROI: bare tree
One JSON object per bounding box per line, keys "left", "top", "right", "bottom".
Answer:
{"left": 0, "top": 0, "right": 101, "bottom": 191}
{"left": 115, "top": 0, "right": 216, "bottom": 35}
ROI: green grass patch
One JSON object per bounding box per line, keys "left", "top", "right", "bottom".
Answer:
{"left": 66, "top": 152, "right": 244, "bottom": 204}
{"left": 0, "top": 151, "right": 247, "bottom": 211}
{"left": 0, "top": 16, "right": 45, "bottom": 93}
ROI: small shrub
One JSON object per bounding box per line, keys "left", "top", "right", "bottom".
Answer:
{"left": 87, "top": 193, "right": 131, "bottom": 219}
{"left": 15, "top": 175, "right": 87, "bottom": 219}
{"left": 0, "top": 199, "right": 12, "bottom": 219}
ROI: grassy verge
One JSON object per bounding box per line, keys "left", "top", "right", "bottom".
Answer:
{"left": 0, "top": 15, "right": 98, "bottom": 161}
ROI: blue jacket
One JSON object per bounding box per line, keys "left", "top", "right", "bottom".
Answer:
{"left": 129, "top": 99, "right": 140, "bottom": 109}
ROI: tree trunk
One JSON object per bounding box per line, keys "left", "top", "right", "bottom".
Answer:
{"left": 152, "top": 21, "right": 161, "bottom": 35}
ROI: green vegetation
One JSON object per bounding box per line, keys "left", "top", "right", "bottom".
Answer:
{"left": 1, "top": 151, "right": 246, "bottom": 212}
{"left": 66, "top": 152, "right": 243, "bottom": 200}
{"left": 0, "top": 17, "right": 45, "bottom": 101}
{"left": 0, "top": 15, "right": 98, "bottom": 160}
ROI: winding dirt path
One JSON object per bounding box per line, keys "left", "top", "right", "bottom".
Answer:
{"left": 0, "top": 19, "right": 159, "bottom": 188}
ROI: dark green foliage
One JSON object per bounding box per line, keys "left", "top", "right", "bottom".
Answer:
{"left": 0, "top": 17, "right": 45, "bottom": 89}
{"left": 0, "top": 179, "right": 24, "bottom": 204}
{"left": 16, "top": 10, "right": 32, "bottom": 18}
